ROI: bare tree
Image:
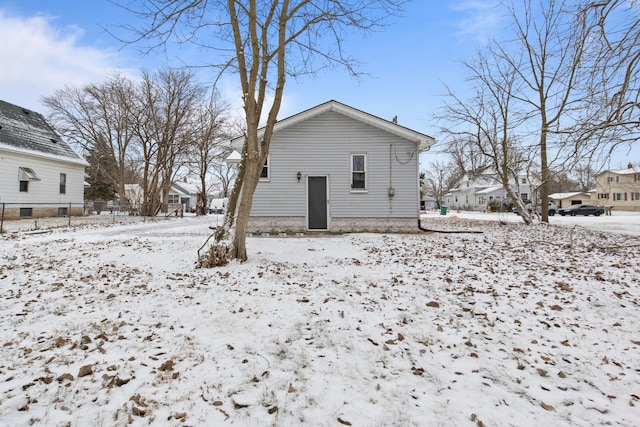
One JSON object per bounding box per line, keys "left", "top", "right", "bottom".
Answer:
{"left": 571, "top": 162, "right": 596, "bottom": 192}
{"left": 187, "top": 95, "right": 233, "bottom": 215}
{"left": 211, "top": 160, "right": 237, "bottom": 198}
{"left": 46, "top": 70, "right": 210, "bottom": 215}
{"left": 443, "top": 0, "right": 593, "bottom": 222}
{"left": 444, "top": 135, "right": 490, "bottom": 176}
{"left": 545, "top": 170, "right": 577, "bottom": 194}
{"left": 439, "top": 44, "right": 535, "bottom": 223}
{"left": 423, "top": 160, "right": 460, "bottom": 209}
{"left": 130, "top": 69, "right": 205, "bottom": 215}
{"left": 502, "top": 0, "right": 592, "bottom": 222}
{"left": 44, "top": 74, "right": 138, "bottom": 209}
{"left": 572, "top": 1, "right": 640, "bottom": 165}
{"left": 118, "top": 0, "right": 407, "bottom": 263}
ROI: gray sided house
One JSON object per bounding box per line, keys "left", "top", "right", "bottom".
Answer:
{"left": 0, "top": 99, "right": 88, "bottom": 220}
{"left": 230, "top": 100, "right": 435, "bottom": 233}
{"left": 169, "top": 181, "right": 200, "bottom": 213}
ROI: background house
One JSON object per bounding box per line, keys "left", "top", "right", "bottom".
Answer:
{"left": 169, "top": 181, "right": 201, "bottom": 213}
{"left": 0, "top": 99, "right": 87, "bottom": 220}
{"left": 549, "top": 191, "right": 594, "bottom": 209}
{"left": 444, "top": 167, "right": 534, "bottom": 211}
{"left": 421, "top": 195, "right": 438, "bottom": 211}
{"left": 229, "top": 100, "right": 435, "bottom": 233}
{"left": 595, "top": 165, "right": 640, "bottom": 211}
{"left": 120, "top": 182, "right": 208, "bottom": 214}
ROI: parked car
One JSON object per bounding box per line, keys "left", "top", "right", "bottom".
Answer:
{"left": 558, "top": 204, "right": 604, "bottom": 216}
{"left": 513, "top": 201, "right": 558, "bottom": 216}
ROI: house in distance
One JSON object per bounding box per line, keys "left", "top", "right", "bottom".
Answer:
{"left": 595, "top": 164, "right": 640, "bottom": 211}
{"left": 0, "top": 99, "right": 88, "bottom": 220}
{"left": 229, "top": 100, "right": 435, "bottom": 233}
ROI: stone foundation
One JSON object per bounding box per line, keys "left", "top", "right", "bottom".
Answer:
{"left": 330, "top": 217, "right": 418, "bottom": 233}
{"left": 247, "top": 217, "right": 307, "bottom": 234}
{"left": 247, "top": 216, "right": 418, "bottom": 234}
{"left": 1, "top": 207, "right": 84, "bottom": 220}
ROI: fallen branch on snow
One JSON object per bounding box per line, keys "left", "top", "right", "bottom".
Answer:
{"left": 418, "top": 220, "right": 483, "bottom": 234}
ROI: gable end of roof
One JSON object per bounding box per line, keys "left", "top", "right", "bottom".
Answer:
{"left": 231, "top": 100, "right": 435, "bottom": 151}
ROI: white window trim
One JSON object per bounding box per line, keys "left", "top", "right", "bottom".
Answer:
{"left": 259, "top": 155, "right": 270, "bottom": 182}
{"left": 350, "top": 153, "right": 367, "bottom": 192}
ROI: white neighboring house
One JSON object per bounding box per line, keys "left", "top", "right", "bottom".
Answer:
{"left": 228, "top": 100, "right": 435, "bottom": 233}
{"left": 120, "top": 182, "right": 204, "bottom": 214}
{"left": 169, "top": 181, "right": 201, "bottom": 213}
{"left": 444, "top": 167, "right": 534, "bottom": 211}
{"left": 0, "top": 99, "right": 88, "bottom": 220}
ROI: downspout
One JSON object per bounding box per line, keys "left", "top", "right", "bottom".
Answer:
{"left": 388, "top": 144, "right": 394, "bottom": 216}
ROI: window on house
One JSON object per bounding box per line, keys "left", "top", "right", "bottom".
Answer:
{"left": 608, "top": 176, "right": 619, "bottom": 183}
{"left": 18, "top": 167, "right": 41, "bottom": 192}
{"left": 58, "top": 207, "right": 68, "bottom": 216}
{"left": 521, "top": 193, "right": 528, "bottom": 201}
{"left": 521, "top": 178, "right": 526, "bottom": 184}
{"left": 59, "top": 173, "right": 67, "bottom": 194}
{"left": 20, "top": 208, "right": 33, "bottom": 217}
{"left": 635, "top": 174, "right": 640, "bottom": 182}
{"left": 633, "top": 192, "right": 640, "bottom": 201}
{"left": 260, "top": 156, "right": 270, "bottom": 181}
{"left": 168, "top": 194, "right": 180, "bottom": 204}
{"left": 351, "top": 154, "right": 366, "bottom": 190}
{"left": 613, "top": 193, "right": 623, "bottom": 201}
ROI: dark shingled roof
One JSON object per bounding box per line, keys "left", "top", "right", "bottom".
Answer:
{"left": 0, "top": 99, "right": 85, "bottom": 163}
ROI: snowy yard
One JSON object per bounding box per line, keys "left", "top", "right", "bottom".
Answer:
{"left": 1, "top": 213, "right": 639, "bottom": 426}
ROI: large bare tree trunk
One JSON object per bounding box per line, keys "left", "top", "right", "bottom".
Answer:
{"left": 231, "top": 154, "right": 261, "bottom": 260}
{"left": 540, "top": 126, "right": 549, "bottom": 223}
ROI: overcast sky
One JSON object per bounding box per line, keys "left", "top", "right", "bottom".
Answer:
{"left": 1, "top": 1, "right": 636, "bottom": 170}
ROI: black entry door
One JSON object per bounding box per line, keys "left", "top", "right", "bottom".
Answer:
{"left": 308, "top": 176, "right": 327, "bottom": 230}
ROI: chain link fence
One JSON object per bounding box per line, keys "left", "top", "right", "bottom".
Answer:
{"left": 0, "top": 202, "right": 178, "bottom": 234}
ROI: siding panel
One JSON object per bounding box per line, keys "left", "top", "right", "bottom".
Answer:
{"left": 251, "top": 111, "right": 419, "bottom": 219}
{"left": 0, "top": 151, "right": 85, "bottom": 205}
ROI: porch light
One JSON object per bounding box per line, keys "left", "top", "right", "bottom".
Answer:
{"left": 297, "top": 171, "right": 302, "bottom": 182}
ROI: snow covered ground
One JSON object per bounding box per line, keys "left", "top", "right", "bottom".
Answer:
{"left": 1, "top": 213, "right": 639, "bottom": 426}
{"left": 422, "top": 208, "right": 640, "bottom": 236}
